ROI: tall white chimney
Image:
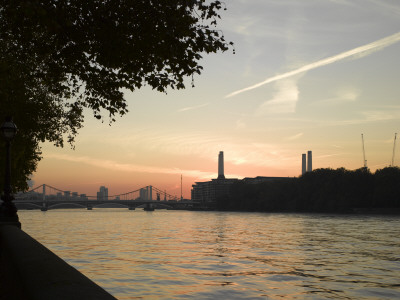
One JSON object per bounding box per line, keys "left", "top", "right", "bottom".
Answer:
{"left": 302, "top": 153, "right": 306, "bottom": 175}
{"left": 218, "top": 151, "right": 225, "bottom": 179}
{"left": 307, "top": 151, "right": 312, "bottom": 172}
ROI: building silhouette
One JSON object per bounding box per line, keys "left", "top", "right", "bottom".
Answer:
{"left": 192, "top": 151, "right": 238, "bottom": 204}
{"left": 139, "top": 186, "right": 152, "bottom": 201}
{"left": 302, "top": 153, "right": 307, "bottom": 175}
{"left": 307, "top": 150, "right": 312, "bottom": 172}
{"left": 218, "top": 151, "right": 225, "bottom": 179}
{"left": 97, "top": 186, "right": 108, "bottom": 201}
{"left": 192, "top": 151, "right": 292, "bottom": 205}
{"left": 301, "top": 150, "right": 313, "bottom": 175}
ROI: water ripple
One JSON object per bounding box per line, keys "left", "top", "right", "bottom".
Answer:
{"left": 20, "top": 210, "right": 400, "bottom": 299}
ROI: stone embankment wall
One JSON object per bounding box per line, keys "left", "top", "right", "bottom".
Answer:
{"left": 0, "top": 225, "right": 116, "bottom": 300}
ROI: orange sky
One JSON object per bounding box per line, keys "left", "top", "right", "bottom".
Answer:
{"left": 31, "top": 0, "right": 400, "bottom": 199}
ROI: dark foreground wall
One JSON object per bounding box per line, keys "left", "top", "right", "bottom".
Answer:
{"left": 0, "top": 225, "right": 116, "bottom": 300}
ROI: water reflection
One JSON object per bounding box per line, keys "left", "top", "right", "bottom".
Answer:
{"left": 19, "top": 210, "right": 400, "bottom": 299}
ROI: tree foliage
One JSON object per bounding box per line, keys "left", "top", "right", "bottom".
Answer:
{"left": 216, "top": 167, "right": 400, "bottom": 213}
{"left": 0, "top": 0, "right": 233, "bottom": 191}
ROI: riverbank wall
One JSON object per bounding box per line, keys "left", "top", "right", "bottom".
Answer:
{"left": 0, "top": 224, "right": 116, "bottom": 300}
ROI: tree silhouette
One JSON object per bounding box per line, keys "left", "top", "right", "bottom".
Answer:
{"left": 216, "top": 167, "right": 400, "bottom": 213}
{"left": 0, "top": 0, "right": 233, "bottom": 191}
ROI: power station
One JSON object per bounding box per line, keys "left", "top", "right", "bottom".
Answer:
{"left": 191, "top": 151, "right": 290, "bottom": 205}
{"left": 301, "top": 151, "right": 313, "bottom": 175}
{"left": 218, "top": 151, "right": 225, "bottom": 179}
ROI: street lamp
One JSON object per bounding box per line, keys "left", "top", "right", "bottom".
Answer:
{"left": 0, "top": 116, "right": 20, "bottom": 226}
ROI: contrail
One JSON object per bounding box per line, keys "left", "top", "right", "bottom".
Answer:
{"left": 225, "top": 31, "right": 400, "bottom": 98}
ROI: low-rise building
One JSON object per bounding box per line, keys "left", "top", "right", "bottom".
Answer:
{"left": 191, "top": 178, "right": 239, "bottom": 205}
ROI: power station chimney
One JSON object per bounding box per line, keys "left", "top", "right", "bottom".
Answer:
{"left": 307, "top": 150, "right": 312, "bottom": 172}
{"left": 218, "top": 151, "right": 225, "bottom": 179}
{"left": 302, "top": 153, "right": 306, "bottom": 175}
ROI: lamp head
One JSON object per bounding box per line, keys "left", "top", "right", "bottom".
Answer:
{"left": 1, "top": 116, "right": 17, "bottom": 141}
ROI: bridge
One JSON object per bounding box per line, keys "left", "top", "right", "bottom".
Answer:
{"left": 14, "top": 184, "right": 196, "bottom": 211}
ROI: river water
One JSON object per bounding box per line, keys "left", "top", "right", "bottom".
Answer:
{"left": 19, "top": 209, "right": 400, "bottom": 299}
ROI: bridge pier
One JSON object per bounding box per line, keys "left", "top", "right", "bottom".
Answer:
{"left": 87, "top": 205, "right": 93, "bottom": 210}
{"left": 40, "top": 202, "right": 47, "bottom": 211}
{"left": 41, "top": 184, "right": 47, "bottom": 211}
{"left": 144, "top": 203, "right": 154, "bottom": 211}
{"left": 128, "top": 206, "right": 135, "bottom": 210}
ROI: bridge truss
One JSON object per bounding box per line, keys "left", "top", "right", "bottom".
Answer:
{"left": 15, "top": 184, "right": 180, "bottom": 202}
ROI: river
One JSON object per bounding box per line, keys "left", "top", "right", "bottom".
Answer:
{"left": 19, "top": 209, "right": 400, "bottom": 299}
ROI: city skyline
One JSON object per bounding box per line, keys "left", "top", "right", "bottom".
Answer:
{"left": 32, "top": 0, "right": 400, "bottom": 197}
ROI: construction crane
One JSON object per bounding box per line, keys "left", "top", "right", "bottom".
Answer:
{"left": 392, "top": 133, "right": 397, "bottom": 167}
{"left": 361, "top": 134, "right": 367, "bottom": 168}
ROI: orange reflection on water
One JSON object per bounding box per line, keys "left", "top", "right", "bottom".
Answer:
{"left": 19, "top": 210, "right": 400, "bottom": 299}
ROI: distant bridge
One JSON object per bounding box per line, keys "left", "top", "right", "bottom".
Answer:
{"left": 14, "top": 184, "right": 197, "bottom": 211}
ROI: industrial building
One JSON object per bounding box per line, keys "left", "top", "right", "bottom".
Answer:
{"left": 191, "top": 151, "right": 289, "bottom": 205}
{"left": 191, "top": 152, "right": 238, "bottom": 204}
{"left": 301, "top": 151, "right": 313, "bottom": 175}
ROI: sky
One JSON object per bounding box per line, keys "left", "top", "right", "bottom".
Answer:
{"left": 33, "top": 0, "right": 400, "bottom": 199}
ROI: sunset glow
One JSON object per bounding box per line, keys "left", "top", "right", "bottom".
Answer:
{"left": 32, "top": 0, "right": 400, "bottom": 198}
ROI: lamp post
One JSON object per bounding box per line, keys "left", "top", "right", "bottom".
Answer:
{"left": 0, "top": 116, "right": 20, "bottom": 227}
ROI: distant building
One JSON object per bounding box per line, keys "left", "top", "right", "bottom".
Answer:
{"left": 97, "top": 186, "right": 108, "bottom": 201}
{"left": 140, "top": 188, "right": 147, "bottom": 200}
{"left": 191, "top": 151, "right": 238, "bottom": 205}
{"left": 191, "top": 178, "right": 239, "bottom": 204}
{"left": 302, "top": 153, "right": 307, "bottom": 175}
{"left": 139, "top": 186, "right": 152, "bottom": 201}
{"left": 242, "top": 176, "right": 287, "bottom": 184}
{"left": 191, "top": 152, "right": 290, "bottom": 205}
{"left": 307, "top": 150, "right": 312, "bottom": 172}
{"left": 301, "top": 151, "right": 313, "bottom": 175}
{"left": 218, "top": 151, "right": 225, "bottom": 179}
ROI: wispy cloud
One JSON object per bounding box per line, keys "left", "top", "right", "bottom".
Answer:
{"left": 332, "top": 145, "right": 344, "bottom": 149}
{"left": 46, "top": 153, "right": 217, "bottom": 180}
{"left": 366, "top": 0, "right": 400, "bottom": 16}
{"left": 316, "top": 153, "right": 346, "bottom": 159}
{"left": 225, "top": 31, "right": 400, "bottom": 98}
{"left": 177, "top": 103, "right": 209, "bottom": 112}
{"left": 256, "top": 78, "right": 300, "bottom": 115}
{"left": 285, "top": 132, "right": 304, "bottom": 141}
{"left": 303, "top": 109, "right": 400, "bottom": 127}
{"left": 312, "top": 88, "right": 360, "bottom": 106}
{"left": 89, "top": 130, "right": 298, "bottom": 172}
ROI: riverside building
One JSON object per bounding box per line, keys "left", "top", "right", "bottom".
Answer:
{"left": 191, "top": 151, "right": 238, "bottom": 205}
{"left": 191, "top": 152, "right": 291, "bottom": 206}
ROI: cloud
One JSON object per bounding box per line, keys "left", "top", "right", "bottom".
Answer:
{"left": 312, "top": 88, "right": 360, "bottom": 106}
{"left": 256, "top": 79, "right": 299, "bottom": 115}
{"left": 285, "top": 133, "right": 304, "bottom": 141}
{"left": 46, "top": 153, "right": 217, "bottom": 180}
{"left": 177, "top": 103, "right": 209, "bottom": 112}
{"left": 307, "top": 109, "right": 400, "bottom": 127}
{"left": 366, "top": 0, "right": 400, "bottom": 16}
{"left": 225, "top": 31, "right": 400, "bottom": 98}
{"left": 88, "top": 129, "right": 298, "bottom": 172}
{"left": 332, "top": 145, "right": 344, "bottom": 149}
